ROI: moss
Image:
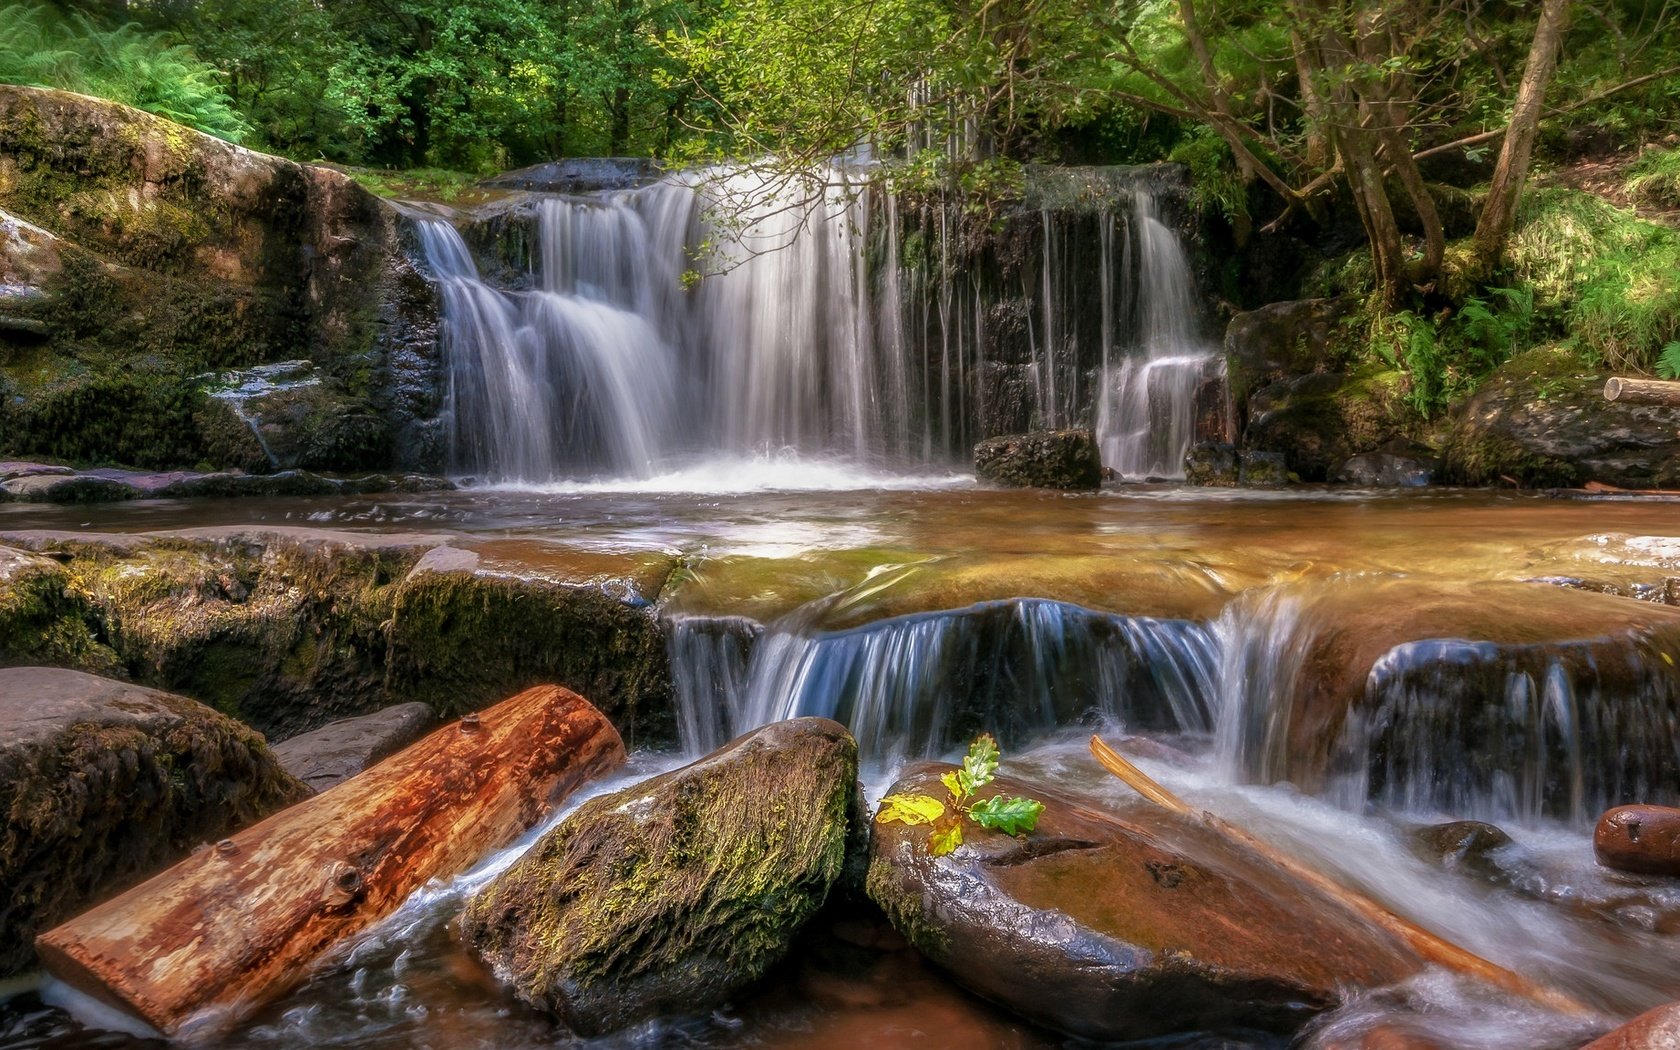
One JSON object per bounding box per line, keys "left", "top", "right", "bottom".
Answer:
{"left": 0, "top": 552, "right": 119, "bottom": 673}
{"left": 459, "top": 719, "right": 856, "bottom": 1035}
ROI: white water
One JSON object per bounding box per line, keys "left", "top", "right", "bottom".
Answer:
{"left": 417, "top": 166, "right": 1225, "bottom": 485}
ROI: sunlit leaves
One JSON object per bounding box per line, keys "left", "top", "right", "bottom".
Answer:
{"left": 960, "top": 733, "right": 999, "bottom": 793}
{"left": 968, "top": 795, "right": 1045, "bottom": 836}
{"left": 928, "top": 818, "right": 964, "bottom": 856}
{"left": 877, "top": 792, "right": 946, "bottom": 826}
{"left": 876, "top": 732, "right": 1045, "bottom": 858}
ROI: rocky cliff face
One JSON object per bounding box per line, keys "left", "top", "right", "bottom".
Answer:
{"left": 0, "top": 86, "right": 443, "bottom": 473}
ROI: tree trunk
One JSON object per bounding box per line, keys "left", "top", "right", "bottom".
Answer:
{"left": 1604, "top": 377, "right": 1680, "bottom": 405}
{"left": 1473, "top": 0, "right": 1571, "bottom": 273}
{"left": 35, "top": 686, "right": 626, "bottom": 1041}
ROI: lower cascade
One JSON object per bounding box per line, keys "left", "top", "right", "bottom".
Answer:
{"left": 416, "top": 166, "right": 1225, "bottom": 483}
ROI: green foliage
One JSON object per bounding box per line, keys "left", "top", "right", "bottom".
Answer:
{"left": 1509, "top": 188, "right": 1680, "bottom": 372}
{"left": 1167, "top": 124, "right": 1247, "bottom": 223}
{"left": 1658, "top": 342, "right": 1680, "bottom": 381}
{"left": 1627, "top": 147, "right": 1680, "bottom": 212}
{"left": 0, "top": 3, "right": 248, "bottom": 141}
{"left": 877, "top": 733, "right": 1043, "bottom": 857}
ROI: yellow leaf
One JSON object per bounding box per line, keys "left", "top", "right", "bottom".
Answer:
{"left": 929, "top": 819, "right": 964, "bottom": 856}
{"left": 877, "top": 792, "right": 946, "bottom": 826}
{"left": 941, "top": 770, "right": 964, "bottom": 798}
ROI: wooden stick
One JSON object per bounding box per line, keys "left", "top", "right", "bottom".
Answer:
{"left": 1088, "top": 736, "right": 1594, "bottom": 1017}
{"left": 37, "top": 686, "right": 627, "bottom": 1041}
{"left": 1605, "top": 377, "right": 1680, "bottom": 407}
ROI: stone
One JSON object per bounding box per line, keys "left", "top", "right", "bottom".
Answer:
{"left": 479, "top": 158, "right": 661, "bottom": 194}
{"left": 0, "top": 473, "right": 142, "bottom": 503}
{"left": 974, "top": 429, "right": 1104, "bottom": 490}
{"left": 270, "top": 702, "right": 438, "bottom": 793}
{"left": 1441, "top": 347, "right": 1680, "bottom": 489}
{"left": 0, "top": 85, "right": 440, "bottom": 473}
{"left": 867, "top": 768, "right": 1420, "bottom": 1043}
{"left": 460, "top": 718, "right": 857, "bottom": 1036}
{"left": 1411, "top": 820, "right": 1512, "bottom": 876}
{"left": 1239, "top": 449, "right": 1291, "bottom": 487}
{"left": 1595, "top": 805, "right": 1680, "bottom": 876}
{"left": 1579, "top": 1003, "right": 1680, "bottom": 1050}
{"left": 0, "top": 545, "right": 118, "bottom": 673}
{"left": 1184, "top": 441, "right": 1239, "bottom": 486}
{"left": 1334, "top": 451, "right": 1436, "bottom": 488}
{"left": 1243, "top": 369, "right": 1415, "bottom": 481}
{"left": 196, "top": 361, "right": 392, "bottom": 473}
{"left": 0, "top": 667, "right": 307, "bottom": 975}
{"left": 1224, "top": 298, "right": 1353, "bottom": 398}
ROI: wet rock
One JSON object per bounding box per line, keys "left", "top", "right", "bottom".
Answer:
{"left": 1441, "top": 348, "right": 1680, "bottom": 489}
{"left": 0, "top": 461, "right": 73, "bottom": 481}
{"left": 0, "top": 545, "right": 118, "bottom": 672}
{"left": 1580, "top": 1002, "right": 1680, "bottom": 1049}
{"left": 480, "top": 158, "right": 661, "bottom": 194}
{"left": 1239, "top": 449, "right": 1291, "bottom": 487}
{"left": 0, "top": 473, "right": 141, "bottom": 503}
{"left": 1595, "top": 806, "right": 1680, "bottom": 877}
{"left": 270, "top": 702, "right": 438, "bottom": 794}
{"left": 1244, "top": 370, "right": 1415, "bottom": 481}
{"left": 1334, "top": 451, "right": 1436, "bottom": 488}
{"left": 867, "top": 767, "right": 1420, "bottom": 1042}
{"left": 197, "top": 362, "right": 392, "bottom": 473}
{"left": 461, "top": 718, "right": 857, "bottom": 1036}
{"left": 0, "top": 667, "right": 306, "bottom": 975}
{"left": 0, "top": 85, "right": 440, "bottom": 473}
{"left": 1224, "top": 297, "right": 1353, "bottom": 397}
{"left": 974, "top": 429, "right": 1103, "bottom": 489}
{"left": 1411, "top": 820, "right": 1512, "bottom": 876}
{"left": 1184, "top": 441, "right": 1239, "bottom": 486}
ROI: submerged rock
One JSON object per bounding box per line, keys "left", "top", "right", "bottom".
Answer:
{"left": 461, "top": 718, "right": 857, "bottom": 1036}
{"left": 867, "top": 767, "right": 1420, "bottom": 1042}
{"left": 974, "top": 429, "right": 1104, "bottom": 489}
{"left": 1410, "top": 820, "right": 1512, "bottom": 877}
{"left": 1580, "top": 1002, "right": 1680, "bottom": 1049}
{"left": 0, "top": 668, "right": 306, "bottom": 975}
{"left": 1334, "top": 451, "right": 1436, "bottom": 488}
{"left": 270, "top": 702, "right": 438, "bottom": 794}
{"left": 1595, "top": 805, "right": 1680, "bottom": 877}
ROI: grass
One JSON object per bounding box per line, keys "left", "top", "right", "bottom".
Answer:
{"left": 333, "top": 166, "right": 494, "bottom": 205}
{"left": 1626, "top": 146, "right": 1680, "bottom": 212}
{"left": 0, "top": 3, "right": 248, "bottom": 142}
{"left": 1506, "top": 187, "right": 1680, "bottom": 373}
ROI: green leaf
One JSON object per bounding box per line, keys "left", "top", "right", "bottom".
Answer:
{"left": 961, "top": 733, "right": 1000, "bottom": 791}
{"left": 968, "top": 795, "right": 1045, "bottom": 835}
{"left": 876, "top": 792, "right": 945, "bottom": 826}
{"left": 928, "top": 818, "right": 964, "bottom": 856}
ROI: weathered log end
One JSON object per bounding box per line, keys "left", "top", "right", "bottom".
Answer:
{"left": 1604, "top": 376, "right": 1680, "bottom": 405}
{"left": 35, "top": 684, "right": 626, "bottom": 1042}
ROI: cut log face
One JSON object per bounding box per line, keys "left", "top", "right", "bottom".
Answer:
{"left": 35, "top": 684, "right": 626, "bottom": 1042}
{"left": 1605, "top": 377, "right": 1680, "bottom": 407}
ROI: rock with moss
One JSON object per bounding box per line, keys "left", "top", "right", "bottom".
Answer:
{"left": 867, "top": 767, "right": 1420, "bottom": 1042}
{"left": 0, "top": 545, "right": 119, "bottom": 672}
{"left": 1243, "top": 368, "right": 1415, "bottom": 481}
{"left": 975, "top": 429, "right": 1103, "bottom": 489}
{"left": 0, "top": 85, "right": 439, "bottom": 473}
{"left": 461, "top": 717, "right": 858, "bottom": 1036}
{"left": 1224, "top": 298, "right": 1353, "bottom": 401}
{"left": 1441, "top": 347, "right": 1680, "bottom": 489}
{"left": 1184, "top": 441, "right": 1239, "bottom": 486}
{"left": 0, "top": 667, "right": 308, "bottom": 975}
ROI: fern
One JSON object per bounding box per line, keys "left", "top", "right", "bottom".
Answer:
{"left": 1658, "top": 342, "right": 1680, "bottom": 381}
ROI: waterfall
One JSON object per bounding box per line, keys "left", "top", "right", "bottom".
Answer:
{"left": 418, "top": 164, "right": 1225, "bottom": 484}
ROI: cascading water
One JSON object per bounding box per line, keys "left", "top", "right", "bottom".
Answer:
{"left": 417, "top": 164, "right": 1225, "bottom": 483}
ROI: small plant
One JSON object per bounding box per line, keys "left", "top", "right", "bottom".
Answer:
{"left": 1658, "top": 341, "right": 1680, "bottom": 381}
{"left": 876, "top": 733, "right": 1044, "bottom": 856}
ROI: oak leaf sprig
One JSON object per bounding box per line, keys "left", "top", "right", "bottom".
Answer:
{"left": 876, "top": 733, "right": 1045, "bottom": 856}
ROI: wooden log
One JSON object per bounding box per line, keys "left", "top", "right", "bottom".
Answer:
{"left": 1088, "top": 736, "right": 1593, "bottom": 1017}
{"left": 1605, "top": 377, "right": 1680, "bottom": 406}
{"left": 36, "top": 685, "right": 626, "bottom": 1042}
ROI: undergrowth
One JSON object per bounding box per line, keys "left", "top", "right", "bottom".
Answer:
{"left": 0, "top": 3, "right": 248, "bottom": 141}
{"left": 1626, "top": 146, "right": 1680, "bottom": 211}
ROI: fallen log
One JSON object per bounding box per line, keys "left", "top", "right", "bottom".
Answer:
{"left": 1604, "top": 377, "right": 1680, "bottom": 407}
{"left": 1088, "top": 736, "right": 1593, "bottom": 1017}
{"left": 36, "top": 685, "right": 626, "bottom": 1041}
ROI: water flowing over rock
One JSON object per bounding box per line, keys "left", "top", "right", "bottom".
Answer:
{"left": 0, "top": 667, "right": 306, "bottom": 976}
{"left": 460, "top": 718, "right": 857, "bottom": 1036}
{"left": 866, "top": 767, "right": 1421, "bottom": 1042}
{"left": 417, "top": 165, "right": 1224, "bottom": 482}
{"left": 1579, "top": 1002, "right": 1680, "bottom": 1049}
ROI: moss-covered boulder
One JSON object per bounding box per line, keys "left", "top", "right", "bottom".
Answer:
{"left": 1242, "top": 368, "right": 1415, "bottom": 481}
{"left": 1440, "top": 348, "right": 1680, "bottom": 488}
{"left": 0, "top": 667, "right": 307, "bottom": 975}
{"left": 461, "top": 717, "right": 857, "bottom": 1036}
{"left": 974, "top": 429, "right": 1103, "bottom": 489}
{"left": 867, "top": 767, "right": 1420, "bottom": 1042}
{"left": 0, "top": 544, "right": 118, "bottom": 672}
{"left": 0, "top": 85, "right": 440, "bottom": 472}
{"left": 1224, "top": 297, "right": 1353, "bottom": 402}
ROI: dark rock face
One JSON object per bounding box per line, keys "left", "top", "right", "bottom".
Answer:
{"left": 270, "top": 702, "right": 438, "bottom": 794}
{"left": 479, "top": 158, "right": 661, "bottom": 194}
{"left": 1184, "top": 441, "right": 1239, "bottom": 486}
{"left": 461, "top": 718, "right": 857, "bottom": 1036}
{"left": 1243, "top": 370, "right": 1414, "bottom": 481}
{"left": 0, "top": 667, "right": 307, "bottom": 975}
{"left": 1224, "top": 298, "right": 1352, "bottom": 399}
{"left": 867, "top": 768, "right": 1420, "bottom": 1043}
{"left": 1238, "top": 449, "right": 1291, "bottom": 487}
{"left": 0, "top": 85, "right": 441, "bottom": 473}
{"left": 1595, "top": 805, "right": 1680, "bottom": 876}
{"left": 974, "top": 429, "right": 1103, "bottom": 489}
{"left": 1441, "top": 350, "right": 1680, "bottom": 489}
{"left": 1334, "top": 451, "right": 1435, "bottom": 488}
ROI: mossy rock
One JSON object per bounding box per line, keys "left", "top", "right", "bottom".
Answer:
{"left": 1242, "top": 367, "right": 1414, "bottom": 481}
{"left": 461, "top": 718, "right": 858, "bottom": 1035}
{"left": 0, "top": 667, "right": 307, "bottom": 975}
{"left": 0, "top": 545, "right": 118, "bottom": 672}
{"left": 974, "top": 429, "right": 1103, "bottom": 489}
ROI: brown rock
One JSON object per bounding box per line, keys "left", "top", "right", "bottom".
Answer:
{"left": 270, "top": 702, "right": 438, "bottom": 793}
{"left": 1579, "top": 1002, "right": 1680, "bottom": 1049}
{"left": 1595, "top": 806, "right": 1680, "bottom": 876}
{"left": 867, "top": 767, "right": 1422, "bottom": 1042}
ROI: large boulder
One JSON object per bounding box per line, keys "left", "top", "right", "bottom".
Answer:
{"left": 1242, "top": 369, "right": 1415, "bottom": 481}
{"left": 867, "top": 767, "right": 1420, "bottom": 1042}
{"left": 0, "top": 544, "right": 117, "bottom": 672}
{"left": 1224, "top": 297, "right": 1353, "bottom": 400}
{"left": 0, "top": 85, "right": 441, "bottom": 472}
{"left": 0, "top": 668, "right": 307, "bottom": 975}
{"left": 460, "top": 718, "right": 857, "bottom": 1035}
{"left": 269, "top": 702, "right": 438, "bottom": 794}
{"left": 974, "top": 429, "right": 1103, "bottom": 489}
{"left": 1441, "top": 348, "right": 1680, "bottom": 488}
